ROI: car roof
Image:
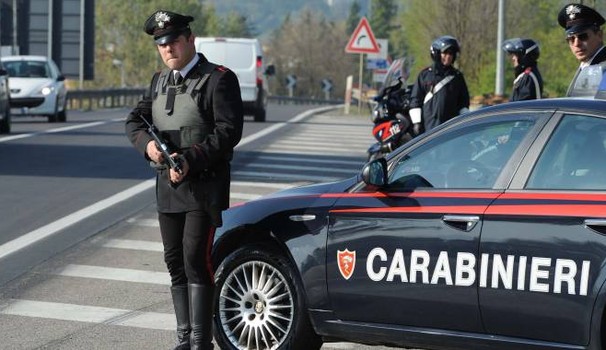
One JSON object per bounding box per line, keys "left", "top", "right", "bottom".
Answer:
{"left": 471, "top": 97, "right": 606, "bottom": 116}
{"left": 1, "top": 55, "right": 49, "bottom": 62}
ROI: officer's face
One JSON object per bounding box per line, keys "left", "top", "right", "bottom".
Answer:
{"left": 509, "top": 54, "right": 519, "bottom": 67}
{"left": 157, "top": 33, "right": 196, "bottom": 70}
{"left": 567, "top": 28, "right": 604, "bottom": 63}
{"left": 441, "top": 51, "right": 454, "bottom": 66}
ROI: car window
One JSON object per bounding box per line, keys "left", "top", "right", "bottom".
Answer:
{"left": 4, "top": 61, "right": 50, "bottom": 78}
{"left": 527, "top": 114, "right": 606, "bottom": 190}
{"left": 387, "top": 117, "right": 535, "bottom": 190}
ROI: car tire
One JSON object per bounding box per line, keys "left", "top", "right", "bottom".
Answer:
{"left": 57, "top": 101, "right": 67, "bottom": 123}
{"left": 254, "top": 107, "right": 266, "bottom": 122}
{"left": 0, "top": 105, "right": 10, "bottom": 134}
{"left": 214, "top": 246, "right": 322, "bottom": 350}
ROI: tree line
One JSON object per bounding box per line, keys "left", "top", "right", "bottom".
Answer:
{"left": 91, "top": 0, "right": 605, "bottom": 101}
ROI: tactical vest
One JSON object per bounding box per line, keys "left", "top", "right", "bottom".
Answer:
{"left": 151, "top": 67, "right": 213, "bottom": 151}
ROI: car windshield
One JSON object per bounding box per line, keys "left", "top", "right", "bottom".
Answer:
{"left": 3, "top": 60, "right": 50, "bottom": 78}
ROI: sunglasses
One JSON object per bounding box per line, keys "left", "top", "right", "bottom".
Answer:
{"left": 566, "top": 32, "right": 590, "bottom": 43}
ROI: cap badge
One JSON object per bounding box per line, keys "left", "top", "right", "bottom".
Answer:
{"left": 155, "top": 11, "right": 171, "bottom": 29}
{"left": 566, "top": 5, "right": 581, "bottom": 20}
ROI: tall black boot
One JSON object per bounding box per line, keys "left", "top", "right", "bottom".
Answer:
{"left": 189, "top": 283, "right": 214, "bottom": 350}
{"left": 171, "top": 284, "right": 191, "bottom": 350}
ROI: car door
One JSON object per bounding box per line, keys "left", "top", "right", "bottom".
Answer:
{"left": 326, "top": 112, "right": 548, "bottom": 331}
{"left": 480, "top": 112, "right": 606, "bottom": 346}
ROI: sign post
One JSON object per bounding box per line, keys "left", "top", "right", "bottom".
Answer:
{"left": 345, "top": 17, "right": 380, "bottom": 114}
{"left": 285, "top": 74, "right": 297, "bottom": 97}
{"left": 321, "top": 78, "right": 333, "bottom": 100}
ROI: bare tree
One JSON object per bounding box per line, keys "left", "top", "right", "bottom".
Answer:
{"left": 267, "top": 8, "right": 357, "bottom": 98}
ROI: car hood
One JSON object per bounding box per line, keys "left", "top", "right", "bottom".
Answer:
{"left": 220, "top": 176, "right": 359, "bottom": 230}
{"left": 8, "top": 78, "right": 53, "bottom": 96}
{"left": 262, "top": 177, "right": 358, "bottom": 200}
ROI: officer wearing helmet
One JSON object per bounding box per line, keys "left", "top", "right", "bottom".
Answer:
{"left": 409, "top": 35, "right": 470, "bottom": 134}
{"left": 557, "top": 3, "right": 606, "bottom": 96}
{"left": 502, "top": 38, "right": 543, "bottom": 101}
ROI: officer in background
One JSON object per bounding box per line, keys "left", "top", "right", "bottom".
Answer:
{"left": 125, "top": 10, "right": 243, "bottom": 350}
{"left": 502, "top": 38, "right": 543, "bottom": 101}
{"left": 409, "top": 35, "right": 470, "bottom": 135}
{"left": 558, "top": 3, "right": 606, "bottom": 95}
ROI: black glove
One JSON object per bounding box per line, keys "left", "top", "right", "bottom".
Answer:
{"left": 412, "top": 123, "right": 422, "bottom": 136}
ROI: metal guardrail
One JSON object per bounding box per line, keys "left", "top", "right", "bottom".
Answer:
{"left": 66, "top": 88, "right": 146, "bottom": 110}
{"left": 66, "top": 88, "right": 344, "bottom": 110}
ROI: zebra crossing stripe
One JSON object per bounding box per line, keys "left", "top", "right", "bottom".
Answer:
{"left": 103, "top": 239, "right": 163, "bottom": 252}
{"left": 0, "top": 299, "right": 174, "bottom": 330}
{"left": 251, "top": 155, "right": 362, "bottom": 166}
{"left": 55, "top": 264, "right": 170, "bottom": 285}
{"left": 242, "top": 162, "right": 355, "bottom": 174}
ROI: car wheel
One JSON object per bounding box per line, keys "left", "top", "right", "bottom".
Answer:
{"left": 254, "top": 107, "right": 266, "bottom": 122}
{"left": 57, "top": 101, "right": 67, "bottom": 122}
{"left": 0, "top": 105, "right": 10, "bottom": 134}
{"left": 48, "top": 97, "right": 61, "bottom": 123}
{"left": 214, "top": 247, "right": 322, "bottom": 350}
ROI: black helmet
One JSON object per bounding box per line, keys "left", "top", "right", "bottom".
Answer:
{"left": 430, "top": 35, "right": 460, "bottom": 63}
{"left": 502, "top": 38, "right": 540, "bottom": 65}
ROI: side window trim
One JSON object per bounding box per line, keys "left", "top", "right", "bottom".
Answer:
{"left": 509, "top": 112, "right": 563, "bottom": 189}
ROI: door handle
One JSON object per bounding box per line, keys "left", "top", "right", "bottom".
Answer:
{"left": 442, "top": 215, "right": 480, "bottom": 232}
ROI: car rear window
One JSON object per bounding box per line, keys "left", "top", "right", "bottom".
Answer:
{"left": 196, "top": 42, "right": 255, "bottom": 70}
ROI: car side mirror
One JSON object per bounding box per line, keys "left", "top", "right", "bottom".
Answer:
{"left": 0, "top": 68, "right": 7, "bottom": 76}
{"left": 361, "top": 158, "right": 388, "bottom": 187}
{"left": 57, "top": 75, "right": 66, "bottom": 82}
{"left": 265, "top": 64, "right": 275, "bottom": 76}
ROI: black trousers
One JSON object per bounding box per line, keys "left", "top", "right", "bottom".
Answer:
{"left": 158, "top": 210, "right": 215, "bottom": 286}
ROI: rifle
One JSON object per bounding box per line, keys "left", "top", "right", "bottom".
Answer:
{"left": 138, "top": 114, "right": 184, "bottom": 175}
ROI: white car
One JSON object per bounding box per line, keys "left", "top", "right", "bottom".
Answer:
{"left": 1, "top": 55, "right": 68, "bottom": 123}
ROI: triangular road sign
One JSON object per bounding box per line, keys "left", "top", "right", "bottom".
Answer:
{"left": 345, "top": 17, "right": 380, "bottom": 54}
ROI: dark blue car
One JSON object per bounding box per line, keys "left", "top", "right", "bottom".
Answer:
{"left": 211, "top": 97, "right": 606, "bottom": 350}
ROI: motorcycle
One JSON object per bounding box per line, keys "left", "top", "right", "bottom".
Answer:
{"left": 366, "top": 76, "right": 414, "bottom": 161}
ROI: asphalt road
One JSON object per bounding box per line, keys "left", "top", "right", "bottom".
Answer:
{"left": 0, "top": 103, "right": 417, "bottom": 349}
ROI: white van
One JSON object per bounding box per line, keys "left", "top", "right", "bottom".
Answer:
{"left": 195, "top": 37, "right": 274, "bottom": 122}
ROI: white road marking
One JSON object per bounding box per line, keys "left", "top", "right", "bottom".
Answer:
{"left": 233, "top": 170, "right": 340, "bottom": 182}
{"left": 55, "top": 264, "right": 170, "bottom": 285}
{"left": 231, "top": 192, "right": 263, "bottom": 200}
{"left": 126, "top": 218, "right": 159, "bottom": 227}
{"left": 0, "top": 299, "right": 174, "bottom": 330}
{"left": 0, "top": 179, "right": 156, "bottom": 260}
{"left": 231, "top": 180, "right": 295, "bottom": 189}
{"left": 251, "top": 155, "right": 363, "bottom": 166}
{"left": 243, "top": 162, "right": 355, "bottom": 174}
{"left": 0, "top": 120, "right": 114, "bottom": 143}
{"left": 103, "top": 239, "right": 163, "bottom": 252}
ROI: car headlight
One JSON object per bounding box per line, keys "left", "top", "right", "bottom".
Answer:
{"left": 41, "top": 85, "right": 54, "bottom": 95}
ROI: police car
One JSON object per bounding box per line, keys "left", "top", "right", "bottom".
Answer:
{"left": 211, "top": 89, "right": 606, "bottom": 349}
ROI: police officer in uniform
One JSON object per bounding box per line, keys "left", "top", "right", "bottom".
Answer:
{"left": 125, "top": 10, "right": 243, "bottom": 350}
{"left": 502, "top": 38, "right": 543, "bottom": 101}
{"left": 558, "top": 3, "right": 606, "bottom": 96}
{"left": 409, "top": 35, "right": 470, "bottom": 135}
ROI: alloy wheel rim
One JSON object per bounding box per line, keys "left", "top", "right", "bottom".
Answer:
{"left": 219, "top": 260, "right": 295, "bottom": 350}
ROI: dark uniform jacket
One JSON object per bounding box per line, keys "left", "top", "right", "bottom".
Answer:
{"left": 125, "top": 53, "right": 243, "bottom": 226}
{"left": 567, "top": 46, "right": 606, "bottom": 96}
{"left": 409, "top": 64, "right": 470, "bottom": 132}
{"left": 510, "top": 65, "right": 543, "bottom": 101}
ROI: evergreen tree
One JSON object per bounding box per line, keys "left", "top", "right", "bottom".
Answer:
{"left": 347, "top": 1, "right": 362, "bottom": 34}
{"left": 369, "top": 0, "right": 397, "bottom": 39}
